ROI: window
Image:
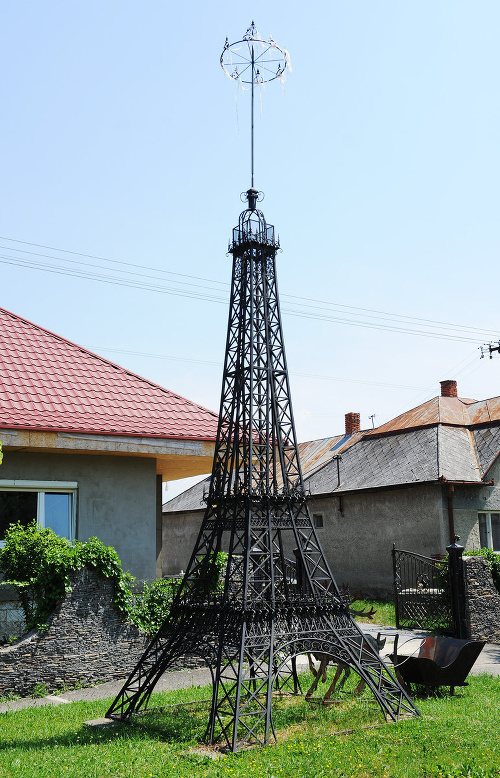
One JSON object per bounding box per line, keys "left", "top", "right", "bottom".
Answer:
{"left": 0, "top": 481, "right": 77, "bottom": 548}
{"left": 313, "top": 513, "right": 324, "bottom": 529}
{"left": 478, "top": 513, "right": 500, "bottom": 552}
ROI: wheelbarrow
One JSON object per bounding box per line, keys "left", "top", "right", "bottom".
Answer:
{"left": 390, "top": 635, "right": 485, "bottom": 695}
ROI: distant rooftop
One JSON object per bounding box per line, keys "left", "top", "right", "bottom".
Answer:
{"left": 366, "top": 379, "right": 500, "bottom": 436}
{"left": 164, "top": 379, "right": 500, "bottom": 511}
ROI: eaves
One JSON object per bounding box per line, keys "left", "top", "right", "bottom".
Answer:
{"left": 162, "top": 506, "right": 206, "bottom": 516}
{"left": 307, "top": 477, "right": 487, "bottom": 501}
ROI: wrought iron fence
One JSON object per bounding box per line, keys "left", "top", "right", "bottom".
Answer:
{"left": 392, "top": 546, "right": 453, "bottom": 634}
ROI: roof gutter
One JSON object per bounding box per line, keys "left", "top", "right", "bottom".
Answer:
{"left": 438, "top": 475, "right": 494, "bottom": 486}
{"left": 446, "top": 483, "right": 456, "bottom": 545}
{"left": 308, "top": 477, "right": 488, "bottom": 501}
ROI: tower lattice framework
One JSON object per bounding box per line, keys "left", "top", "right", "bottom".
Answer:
{"left": 106, "top": 190, "right": 419, "bottom": 750}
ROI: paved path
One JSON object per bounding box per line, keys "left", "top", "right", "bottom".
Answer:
{"left": 1, "top": 625, "right": 498, "bottom": 715}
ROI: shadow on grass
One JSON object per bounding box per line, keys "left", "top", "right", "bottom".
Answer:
{"left": 0, "top": 720, "right": 142, "bottom": 753}
{"left": 128, "top": 690, "right": 386, "bottom": 747}
{"left": 0, "top": 671, "right": 409, "bottom": 754}
{"left": 131, "top": 699, "right": 211, "bottom": 743}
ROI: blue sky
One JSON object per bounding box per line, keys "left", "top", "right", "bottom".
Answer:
{"left": 1, "top": 2, "right": 499, "bottom": 495}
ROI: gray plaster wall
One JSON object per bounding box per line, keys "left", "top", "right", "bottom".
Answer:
{"left": 162, "top": 509, "right": 231, "bottom": 576}
{"left": 163, "top": 485, "right": 447, "bottom": 596}
{"left": 451, "top": 485, "right": 485, "bottom": 550}
{"left": 451, "top": 459, "right": 500, "bottom": 550}
{"left": 302, "top": 485, "right": 446, "bottom": 597}
{"left": 1, "top": 451, "right": 158, "bottom": 580}
{"left": 162, "top": 510, "right": 203, "bottom": 575}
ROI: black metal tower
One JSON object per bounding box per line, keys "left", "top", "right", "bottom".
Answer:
{"left": 106, "top": 24, "right": 419, "bottom": 751}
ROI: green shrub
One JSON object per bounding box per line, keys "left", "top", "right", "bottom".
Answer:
{"left": 197, "top": 551, "right": 229, "bottom": 595}
{"left": 130, "top": 552, "right": 228, "bottom": 635}
{"left": 0, "top": 522, "right": 75, "bottom": 628}
{"left": 0, "top": 521, "right": 230, "bottom": 637}
{"left": 130, "top": 577, "right": 182, "bottom": 634}
{"left": 0, "top": 521, "right": 134, "bottom": 630}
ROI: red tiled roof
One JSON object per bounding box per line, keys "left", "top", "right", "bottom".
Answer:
{"left": 0, "top": 307, "right": 218, "bottom": 440}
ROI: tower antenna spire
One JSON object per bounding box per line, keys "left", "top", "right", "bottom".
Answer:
{"left": 221, "top": 22, "right": 289, "bottom": 201}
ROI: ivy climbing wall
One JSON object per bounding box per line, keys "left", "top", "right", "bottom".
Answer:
{"left": 0, "top": 567, "right": 203, "bottom": 696}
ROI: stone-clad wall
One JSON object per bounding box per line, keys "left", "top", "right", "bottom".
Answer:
{"left": 0, "top": 567, "right": 203, "bottom": 696}
{"left": 464, "top": 556, "right": 500, "bottom": 643}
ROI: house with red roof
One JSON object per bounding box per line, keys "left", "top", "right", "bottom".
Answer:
{"left": 0, "top": 306, "right": 218, "bottom": 583}
{"left": 163, "top": 380, "right": 500, "bottom": 595}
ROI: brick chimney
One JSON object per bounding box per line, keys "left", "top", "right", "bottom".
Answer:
{"left": 440, "top": 380, "right": 458, "bottom": 398}
{"left": 345, "top": 412, "right": 360, "bottom": 435}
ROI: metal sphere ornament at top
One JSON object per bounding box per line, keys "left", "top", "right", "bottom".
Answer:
{"left": 220, "top": 21, "right": 290, "bottom": 85}
{"left": 221, "top": 22, "right": 291, "bottom": 194}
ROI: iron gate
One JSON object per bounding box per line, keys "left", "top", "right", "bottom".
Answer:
{"left": 392, "top": 546, "right": 453, "bottom": 634}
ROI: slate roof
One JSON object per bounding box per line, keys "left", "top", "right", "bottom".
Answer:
{"left": 163, "top": 435, "right": 364, "bottom": 513}
{"left": 473, "top": 426, "right": 500, "bottom": 476}
{"left": 307, "top": 425, "right": 485, "bottom": 496}
{"left": 303, "top": 388, "right": 500, "bottom": 496}
{"left": 0, "top": 307, "right": 218, "bottom": 440}
{"left": 164, "top": 476, "right": 210, "bottom": 513}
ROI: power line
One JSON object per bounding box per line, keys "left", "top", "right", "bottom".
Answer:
{"left": 87, "top": 344, "right": 427, "bottom": 390}
{"left": 2, "top": 233, "right": 497, "bottom": 335}
{"left": 0, "top": 251, "right": 485, "bottom": 343}
{"left": 0, "top": 236, "right": 228, "bottom": 289}
{"left": 390, "top": 348, "right": 482, "bottom": 418}
{"left": 1, "top": 234, "right": 498, "bottom": 344}
{"left": 282, "top": 292, "right": 498, "bottom": 337}
{"left": 0, "top": 255, "right": 228, "bottom": 304}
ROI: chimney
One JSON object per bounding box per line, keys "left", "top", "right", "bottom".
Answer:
{"left": 440, "top": 380, "right": 458, "bottom": 398}
{"left": 345, "top": 412, "right": 360, "bottom": 435}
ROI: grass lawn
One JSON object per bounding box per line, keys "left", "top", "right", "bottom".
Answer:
{"left": 352, "top": 598, "right": 396, "bottom": 626}
{"left": 1, "top": 672, "right": 499, "bottom": 777}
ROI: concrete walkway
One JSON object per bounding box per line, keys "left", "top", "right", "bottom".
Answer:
{"left": 1, "top": 625, "right": 498, "bottom": 715}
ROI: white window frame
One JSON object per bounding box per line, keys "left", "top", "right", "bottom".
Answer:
{"left": 0, "top": 480, "right": 77, "bottom": 548}
{"left": 478, "top": 512, "right": 500, "bottom": 552}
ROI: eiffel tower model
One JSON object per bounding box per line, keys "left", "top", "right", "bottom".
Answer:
{"left": 106, "top": 24, "right": 419, "bottom": 751}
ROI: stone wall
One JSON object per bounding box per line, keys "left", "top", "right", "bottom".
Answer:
{"left": 0, "top": 567, "right": 204, "bottom": 696}
{"left": 464, "top": 555, "right": 500, "bottom": 643}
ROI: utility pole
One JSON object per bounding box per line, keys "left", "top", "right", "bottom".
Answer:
{"left": 480, "top": 342, "right": 500, "bottom": 359}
